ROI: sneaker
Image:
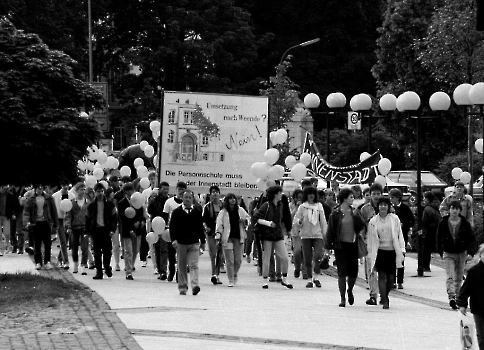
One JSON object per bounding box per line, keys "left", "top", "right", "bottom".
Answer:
{"left": 211, "top": 275, "right": 218, "bottom": 285}
{"left": 105, "top": 268, "right": 113, "bottom": 278}
{"left": 115, "top": 264, "right": 121, "bottom": 272}
{"left": 281, "top": 280, "right": 293, "bottom": 289}
{"left": 397, "top": 283, "right": 404, "bottom": 289}
{"left": 306, "top": 281, "right": 314, "bottom": 288}
{"left": 449, "top": 299, "right": 458, "bottom": 310}
{"left": 35, "top": 263, "right": 42, "bottom": 270}
{"left": 262, "top": 283, "right": 269, "bottom": 289}
{"left": 44, "top": 262, "right": 53, "bottom": 270}
{"left": 81, "top": 266, "right": 87, "bottom": 275}
{"left": 63, "top": 263, "right": 70, "bottom": 270}
{"left": 93, "top": 274, "right": 103, "bottom": 280}
{"left": 366, "top": 297, "right": 377, "bottom": 306}
{"left": 25, "top": 247, "right": 34, "bottom": 255}
{"left": 228, "top": 283, "right": 234, "bottom": 287}
{"left": 313, "top": 279, "right": 321, "bottom": 288}
{"left": 0, "top": 252, "right": 3, "bottom": 256}
{"left": 160, "top": 273, "right": 167, "bottom": 281}
{"left": 192, "top": 286, "right": 201, "bottom": 295}
{"left": 141, "top": 261, "right": 147, "bottom": 267}
{"left": 73, "top": 265, "right": 79, "bottom": 273}
{"left": 126, "top": 274, "right": 133, "bottom": 280}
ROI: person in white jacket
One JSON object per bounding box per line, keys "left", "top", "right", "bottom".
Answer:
{"left": 293, "top": 186, "right": 327, "bottom": 288}
{"left": 215, "top": 193, "right": 250, "bottom": 287}
{"left": 367, "top": 197, "right": 405, "bottom": 310}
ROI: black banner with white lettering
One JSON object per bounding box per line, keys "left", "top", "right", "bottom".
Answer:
{"left": 303, "top": 133, "right": 380, "bottom": 184}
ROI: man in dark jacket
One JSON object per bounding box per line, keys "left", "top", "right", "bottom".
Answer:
{"left": 170, "top": 190, "right": 205, "bottom": 295}
{"left": 0, "top": 185, "right": 16, "bottom": 255}
{"left": 389, "top": 188, "right": 415, "bottom": 289}
{"left": 23, "top": 185, "right": 58, "bottom": 269}
{"left": 457, "top": 244, "right": 484, "bottom": 350}
{"left": 85, "top": 183, "right": 118, "bottom": 280}
{"left": 437, "top": 201, "right": 476, "bottom": 310}
{"left": 147, "top": 181, "right": 170, "bottom": 280}
{"left": 421, "top": 191, "right": 442, "bottom": 272}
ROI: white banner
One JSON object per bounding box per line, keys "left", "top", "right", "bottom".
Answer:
{"left": 161, "top": 91, "right": 268, "bottom": 198}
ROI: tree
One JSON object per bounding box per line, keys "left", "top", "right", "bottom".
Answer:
{"left": 0, "top": 18, "right": 103, "bottom": 185}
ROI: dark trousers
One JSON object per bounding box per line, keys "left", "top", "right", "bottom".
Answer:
{"left": 396, "top": 253, "right": 406, "bottom": 284}
{"left": 71, "top": 228, "right": 89, "bottom": 265}
{"left": 139, "top": 229, "right": 149, "bottom": 261}
{"left": 157, "top": 238, "right": 176, "bottom": 275}
{"left": 245, "top": 226, "right": 254, "bottom": 256}
{"left": 91, "top": 227, "right": 112, "bottom": 274}
{"left": 423, "top": 233, "right": 435, "bottom": 269}
{"left": 11, "top": 210, "right": 24, "bottom": 251}
{"left": 33, "top": 221, "right": 52, "bottom": 265}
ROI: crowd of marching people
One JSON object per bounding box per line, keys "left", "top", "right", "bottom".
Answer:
{"left": 0, "top": 174, "right": 483, "bottom": 348}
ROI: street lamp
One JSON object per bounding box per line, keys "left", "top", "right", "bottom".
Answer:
{"left": 453, "top": 84, "right": 474, "bottom": 196}
{"left": 350, "top": 93, "right": 373, "bottom": 152}
{"left": 279, "top": 38, "right": 320, "bottom": 65}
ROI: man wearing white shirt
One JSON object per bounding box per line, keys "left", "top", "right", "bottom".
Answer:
{"left": 52, "top": 185, "right": 75, "bottom": 269}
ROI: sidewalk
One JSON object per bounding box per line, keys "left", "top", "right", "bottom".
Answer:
{"left": 1, "top": 248, "right": 464, "bottom": 350}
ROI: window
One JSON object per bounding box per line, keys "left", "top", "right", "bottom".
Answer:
{"left": 183, "top": 110, "right": 193, "bottom": 124}
{"left": 168, "top": 130, "right": 174, "bottom": 143}
{"left": 202, "top": 136, "right": 209, "bottom": 146}
{"left": 220, "top": 153, "right": 225, "bottom": 162}
{"left": 181, "top": 134, "right": 196, "bottom": 161}
{"left": 202, "top": 153, "right": 208, "bottom": 161}
{"left": 168, "top": 110, "right": 175, "bottom": 124}
{"left": 113, "top": 127, "right": 124, "bottom": 150}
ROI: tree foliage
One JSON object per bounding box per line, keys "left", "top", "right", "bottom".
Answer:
{"left": 0, "top": 18, "right": 103, "bottom": 185}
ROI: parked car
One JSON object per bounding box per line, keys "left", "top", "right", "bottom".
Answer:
{"left": 387, "top": 170, "right": 448, "bottom": 204}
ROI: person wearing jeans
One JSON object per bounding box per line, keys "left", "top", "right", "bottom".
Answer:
{"left": 436, "top": 200, "right": 476, "bottom": 310}
{"left": 457, "top": 244, "right": 484, "bottom": 350}
{"left": 170, "top": 190, "right": 206, "bottom": 295}
{"left": 52, "top": 185, "right": 75, "bottom": 269}
{"left": 23, "top": 185, "right": 58, "bottom": 269}
{"left": 215, "top": 193, "right": 249, "bottom": 287}
{"left": 253, "top": 185, "right": 293, "bottom": 290}
{"left": 293, "top": 186, "right": 327, "bottom": 289}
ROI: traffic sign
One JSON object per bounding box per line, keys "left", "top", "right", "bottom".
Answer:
{"left": 348, "top": 112, "right": 361, "bottom": 130}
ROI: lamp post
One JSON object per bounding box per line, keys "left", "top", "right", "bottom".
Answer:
{"left": 350, "top": 93, "right": 373, "bottom": 152}
{"left": 279, "top": 38, "right": 320, "bottom": 66}
{"left": 88, "top": 0, "right": 93, "bottom": 83}
{"left": 453, "top": 84, "right": 474, "bottom": 197}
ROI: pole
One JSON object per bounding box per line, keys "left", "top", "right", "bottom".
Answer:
{"left": 326, "top": 114, "right": 331, "bottom": 188}
{"left": 481, "top": 105, "right": 483, "bottom": 240}
{"left": 88, "top": 0, "right": 93, "bottom": 83}
{"left": 156, "top": 89, "right": 164, "bottom": 186}
{"left": 469, "top": 109, "right": 474, "bottom": 197}
{"left": 368, "top": 112, "right": 372, "bottom": 154}
{"left": 416, "top": 114, "right": 424, "bottom": 277}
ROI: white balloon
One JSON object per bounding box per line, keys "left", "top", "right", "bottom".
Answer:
{"left": 460, "top": 171, "right": 471, "bottom": 184}
{"left": 269, "top": 131, "right": 277, "bottom": 144}
{"left": 360, "top": 152, "right": 371, "bottom": 162}
{"left": 60, "top": 199, "right": 72, "bottom": 212}
{"left": 139, "top": 140, "right": 149, "bottom": 151}
{"left": 139, "top": 177, "right": 150, "bottom": 189}
{"left": 130, "top": 192, "right": 144, "bottom": 209}
{"left": 451, "top": 167, "right": 463, "bottom": 180}
{"left": 149, "top": 120, "right": 161, "bottom": 132}
{"left": 146, "top": 231, "right": 159, "bottom": 244}
{"left": 161, "top": 229, "right": 171, "bottom": 242}
{"left": 142, "top": 187, "right": 153, "bottom": 201}
{"left": 299, "top": 153, "right": 312, "bottom": 167}
{"left": 77, "top": 160, "right": 86, "bottom": 171}
{"left": 267, "top": 165, "right": 285, "bottom": 181}
{"left": 290, "top": 163, "right": 307, "bottom": 182}
{"left": 144, "top": 145, "right": 155, "bottom": 158}
{"left": 285, "top": 155, "right": 297, "bottom": 169}
{"left": 374, "top": 175, "right": 387, "bottom": 187}
{"left": 378, "top": 158, "right": 392, "bottom": 176}
{"left": 251, "top": 162, "right": 270, "bottom": 179}
{"left": 257, "top": 178, "right": 268, "bottom": 191}
{"left": 137, "top": 165, "right": 149, "bottom": 179}
{"left": 93, "top": 162, "right": 103, "bottom": 170}
{"left": 134, "top": 158, "right": 144, "bottom": 168}
{"left": 264, "top": 148, "right": 280, "bottom": 166}
{"left": 105, "top": 156, "right": 116, "bottom": 169}
{"left": 475, "top": 138, "right": 483, "bottom": 154}
{"left": 99, "top": 180, "right": 109, "bottom": 189}
{"left": 97, "top": 151, "right": 108, "bottom": 165}
{"left": 274, "top": 129, "right": 288, "bottom": 145}
{"left": 120, "top": 165, "right": 131, "bottom": 177}
{"left": 86, "top": 162, "right": 94, "bottom": 172}
{"left": 93, "top": 168, "right": 104, "bottom": 180}
{"left": 151, "top": 216, "right": 166, "bottom": 234}
{"left": 153, "top": 155, "right": 158, "bottom": 167}
{"left": 111, "top": 158, "right": 119, "bottom": 169}
{"left": 85, "top": 175, "right": 97, "bottom": 189}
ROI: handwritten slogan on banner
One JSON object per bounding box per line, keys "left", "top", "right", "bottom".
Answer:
{"left": 303, "top": 133, "right": 380, "bottom": 184}
{"left": 160, "top": 92, "right": 268, "bottom": 197}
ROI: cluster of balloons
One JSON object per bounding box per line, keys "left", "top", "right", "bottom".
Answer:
{"left": 251, "top": 128, "right": 314, "bottom": 190}
{"left": 360, "top": 152, "right": 392, "bottom": 188}
{"left": 78, "top": 145, "right": 121, "bottom": 189}
{"left": 451, "top": 167, "right": 471, "bottom": 184}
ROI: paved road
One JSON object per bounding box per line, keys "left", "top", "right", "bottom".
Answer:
{"left": 1, "top": 248, "right": 470, "bottom": 350}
